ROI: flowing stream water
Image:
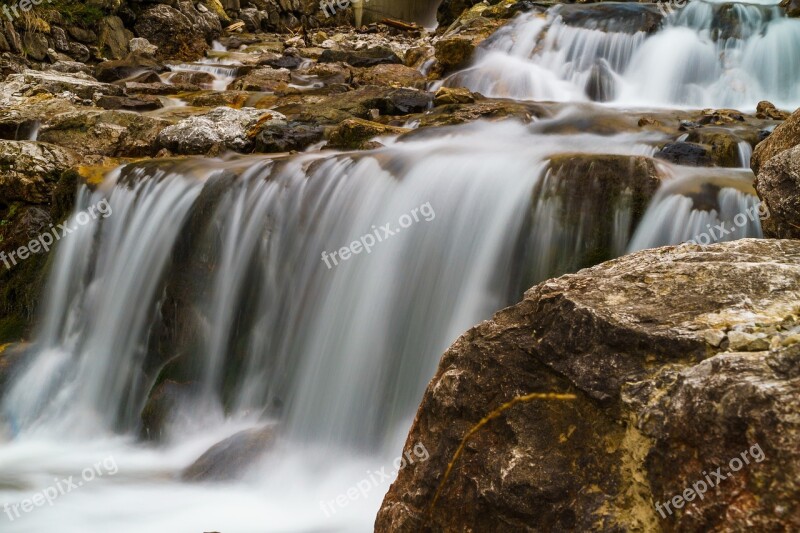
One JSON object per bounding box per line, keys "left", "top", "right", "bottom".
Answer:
{"left": 0, "top": 1, "right": 784, "bottom": 531}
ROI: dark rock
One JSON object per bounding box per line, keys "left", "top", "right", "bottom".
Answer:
{"left": 655, "top": 141, "right": 714, "bottom": 167}
{"left": 140, "top": 380, "right": 197, "bottom": 441}
{"left": 182, "top": 426, "right": 277, "bottom": 482}
{"left": 95, "top": 95, "right": 164, "bottom": 112}
{"left": 377, "top": 239, "right": 800, "bottom": 532}
{"left": 95, "top": 54, "right": 166, "bottom": 83}
{"left": 253, "top": 121, "right": 324, "bottom": 153}
{"left": 327, "top": 118, "right": 410, "bottom": 150}
{"left": 685, "top": 130, "right": 741, "bottom": 168}
{"left": 134, "top": 5, "right": 209, "bottom": 61}
{"left": 318, "top": 46, "right": 402, "bottom": 68}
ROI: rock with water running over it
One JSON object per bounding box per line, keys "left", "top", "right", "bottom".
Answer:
{"left": 182, "top": 426, "right": 277, "bottom": 482}
{"left": 326, "top": 118, "right": 410, "bottom": 150}
{"left": 376, "top": 239, "right": 800, "bottom": 532}
{"left": 655, "top": 141, "right": 714, "bottom": 167}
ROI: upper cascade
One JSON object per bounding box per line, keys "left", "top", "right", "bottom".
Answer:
{"left": 443, "top": 0, "right": 800, "bottom": 109}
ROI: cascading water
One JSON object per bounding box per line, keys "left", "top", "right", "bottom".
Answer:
{"left": 0, "top": 1, "right": 776, "bottom": 531}
{"left": 444, "top": 0, "right": 800, "bottom": 109}
{"left": 2, "top": 114, "right": 760, "bottom": 531}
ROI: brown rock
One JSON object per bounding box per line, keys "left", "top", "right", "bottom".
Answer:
{"left": 377, "top": 239, "right": 800, "bottom": 532}
{"left": 755, "top": 143, "right": 800, "bottom": 238}
{"left": 752, "top": 107, "right": 800, "bottom": 174}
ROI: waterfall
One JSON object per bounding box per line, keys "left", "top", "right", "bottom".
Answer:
{"left": 445, "top": 0, "right": 800, "bottom": 109}
{"left": 627, "top": 165, "right": 762, "bottom": 251}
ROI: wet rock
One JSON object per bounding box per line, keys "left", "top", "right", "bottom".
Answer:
{"left": 156, "top": 107, "right": 286, "bottom": 155}
{"left": 253, "top": 121, "right": 324, "bottom": 153}
{"left": 756, "top": 100, "right": 790, "bottom": 121}
{"left": 167, "top": 71, "right": 217, "bottom": 88}
{"left": 95, "top": 54, "right": 166, "bottom": 83}
{"left": 352, "top": 63, "right": 426, "bottom": 89}
{"left": 95, "top": 95, "right": 164, "bottom": 112}
{"left": 558, "top": 3, "right": 664, "bottom": 34}
{"left": 38, "top": 111, "right": 171, "bottom": 158}
{"left": 140, "top": 380, "right": 197, "bottom": 441}
{"left": 754, "top": 144, "right": 800, "bottom": 239}
{"left": 228, "top": 66, "right": 291, "bottom": 92}
{"left": 0, "top": 343, "right": 29, "bottom": 390}
{"left": 5, "top": 70, "right": 123, "bottom": 100}
{"left": 685, "top": 130, "right": 741, "bottom": 168}
{"left": 318, "top": 46, "right": 402, "bottom": 68}
{"left": 327, "top": 118, "right": 410, "bottom": 150}
{"left": 417, "top": 99, "right": 539, "bottom": 128}
{"left": 434, "top": 37, "right": 475, "bottom": 73}
{"left": 377, "top": 239, "right": 800, "bottom": 532}
{"left": 0, "top": 141, "right": 77, "bottom": 203}
{"left": 120, "top": 81, "right": 198, "bottom": 96}
{"left": 655, "top": 141, "right": 714, "bottom": 167}
{"left": 752, "top": 107, "right": 800, "bottom": 174}
{"left": 434, "top": 86, "right": 475, "bottom": 106}
{"left": 182, "top": 426, "right": 277, "bottom": 482}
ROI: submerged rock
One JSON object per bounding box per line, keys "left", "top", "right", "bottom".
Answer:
{"left": 182, "top": 426, "right": 277, "bottom": 482}
{"left": 377, "top": 239, "right": 800, "bottom": 532}
{"left": 156, "top": 107, "right": 286, "bottom": 155}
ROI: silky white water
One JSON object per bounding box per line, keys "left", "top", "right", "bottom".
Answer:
{"left": 2, "top": 114, "right": 763, "bottom": 531}
{"left": 444, "top": 0, "right": 800, "bottom": 109}
{"left": 0, "top": 1, "right": 774, "bottom": 530}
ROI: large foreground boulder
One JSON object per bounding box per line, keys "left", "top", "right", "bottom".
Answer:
{"left": 377, "top": 239, "right": 800, "bottom": 532}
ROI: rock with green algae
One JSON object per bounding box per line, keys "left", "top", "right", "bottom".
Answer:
{"left": 377, "top": 239, "right": 800, "bottom": 532}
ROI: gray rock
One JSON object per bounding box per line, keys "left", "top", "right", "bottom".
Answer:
{"left": 5, "top": 70, "right": 123, "bottom": 100}
{"left": 0, "top": 141, "right": 77, "bottom": 203}
{"left": 157, "top": 107, "right": 286, "bottom": 155}
{"left": 182, "top": 426, "right": 277, "bottom": 482}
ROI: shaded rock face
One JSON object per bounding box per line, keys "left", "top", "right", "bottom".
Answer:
{"left": 134, "top": 4, "right": 215, "bottom": 61}
{"left": 755, "top": 144, "right": 800, "bottom": 239}
{"left": 751, "top": 107, "right": 800, "bottom": 175}
{"left": 377, "top": 239, "right": 800, "bottom": 532}
{"left": 655, "top": 141, "right": 714, "bottom": 167}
